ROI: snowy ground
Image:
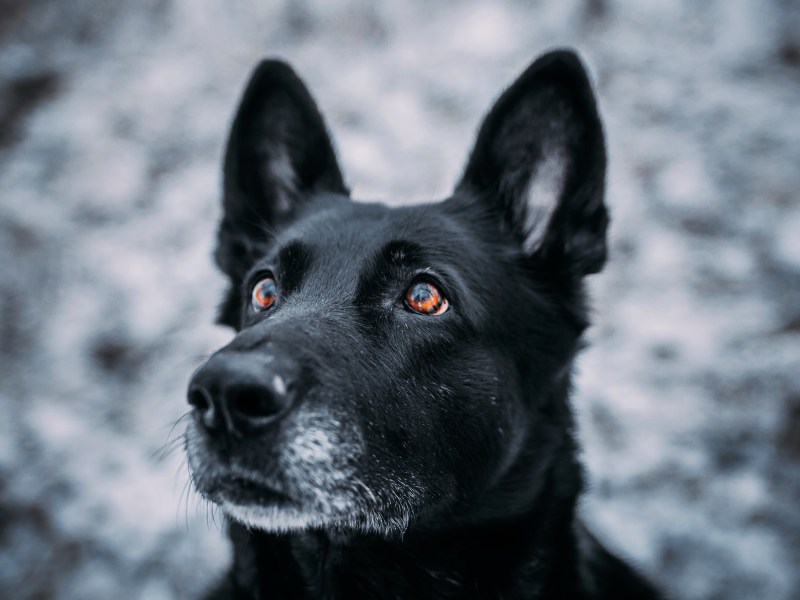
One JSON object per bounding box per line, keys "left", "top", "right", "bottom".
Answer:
{"left": 1, "top": 1, "right": 799, "bottom": 598}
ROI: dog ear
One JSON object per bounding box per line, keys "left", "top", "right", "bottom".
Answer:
{"left": 456, "top": 50, "right": 607, "bottom": 279}
{"left": 215, "top": 60, "right": 347, "bottom": 328}
{"left": 216, "top": 60, "right": 348, "bottom": 274}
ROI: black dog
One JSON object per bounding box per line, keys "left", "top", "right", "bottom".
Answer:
{"left": 185, "top": 49, "right": 662, "bottom": 599}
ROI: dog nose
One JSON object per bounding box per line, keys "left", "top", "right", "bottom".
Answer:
{"left": 187, "top": 351, "right": 298, "bottom": 434}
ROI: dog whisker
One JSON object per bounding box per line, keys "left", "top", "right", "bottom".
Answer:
{"left": 150, "top": 413, "right": 192, "bottom": 463}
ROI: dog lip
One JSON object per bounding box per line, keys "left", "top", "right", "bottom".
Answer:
{"left": 209, "top": 474, "right": 291, "bottom": 507}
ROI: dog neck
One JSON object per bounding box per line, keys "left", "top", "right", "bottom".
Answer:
{"left": 216, "top": 379, "right": 592, "bottom": 599}
{"left": 221, "top": 451, "right": 587, "bottom": 599}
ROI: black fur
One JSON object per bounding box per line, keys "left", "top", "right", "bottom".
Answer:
{"left": 185, "top": 49, "right": 662, "bottom": 599}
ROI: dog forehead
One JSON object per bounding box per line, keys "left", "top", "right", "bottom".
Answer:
{"left": 269, "top": 197, "right": 495, "bottom": 308}
{"left": 285, "top": 199, "right": 451, "bottom": 260}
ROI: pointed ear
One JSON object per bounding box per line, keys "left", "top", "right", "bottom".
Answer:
{"left": 216, "top": 60, "right": 348, "bottom": 279}
{"left": 456, "top": 50, "right": 607, "bottom": 278}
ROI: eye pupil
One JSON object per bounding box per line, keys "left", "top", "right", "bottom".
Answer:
{"left": 251, "top": 277, "right": 277, "bottom": 311}
{"left": 410, "top": 286, "right": 431, "bottom": 302}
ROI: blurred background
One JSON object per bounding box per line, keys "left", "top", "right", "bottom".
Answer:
{"left": 1, "top": 0, "right": 799, "bottom": 598}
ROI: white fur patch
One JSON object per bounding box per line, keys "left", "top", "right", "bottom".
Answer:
{"left": 189, "top": 406, "right": 425, "bottom": 538}
{"left": 221, "top": 499, "right": 413, "bottom": 537}
{"left": 521, "top": 149, "right": 568, "bottom": 254}
{"left": 222, "top": 502, "right": 314, "bottom": 533}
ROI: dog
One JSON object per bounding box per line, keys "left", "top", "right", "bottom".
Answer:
{"left": 184, "top": 49, "right": 662, "bottom": 599}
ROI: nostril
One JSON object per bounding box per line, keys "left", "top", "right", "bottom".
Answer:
{"left": 227, "top": 382, "right": 290, "bottom": 422}
{"left": 188, "top": 350, "right": 300, "bottom": 433}
{"left": 188, "top": 385, "right": 218, "bottom": 430}
{"left": 188, "top": 385, "right": 212, "bottom": 411}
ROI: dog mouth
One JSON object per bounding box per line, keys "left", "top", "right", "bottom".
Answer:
{"left": 185, "top": 410, "right": 391, "bottom": 532}
{"left": 202, "top": 473, "right": 292, "bottom": 508}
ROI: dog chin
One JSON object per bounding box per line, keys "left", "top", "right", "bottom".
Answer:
{"left": 220, "top": 500, "right": 412, "bottom": 537}
{"left": 221, "top": 502, "right": 316, "bottom": 533}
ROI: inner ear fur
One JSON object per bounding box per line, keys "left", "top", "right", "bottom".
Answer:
{"left": 456, "top": 49, "right": 608, "bottom": 279}
{"left": 215, "top": 60, "right": 348, "bottom": 328}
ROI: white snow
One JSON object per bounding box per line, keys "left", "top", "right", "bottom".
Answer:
{"left": 1, "top": 1, "right": 799, "bottom": 598}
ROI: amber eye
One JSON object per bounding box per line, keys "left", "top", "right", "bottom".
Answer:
{"left": 251, "top": 276, "right": 277, "bottom": 311}
{"left": 404, "top": 281, "right": 449, "bottom": 315}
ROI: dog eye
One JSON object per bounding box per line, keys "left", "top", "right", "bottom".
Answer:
{"left": 404, "top": 281, "right": 448, "bottom": 315}
{"left": 251, "top": 276, "right": 277, "bottom": 311}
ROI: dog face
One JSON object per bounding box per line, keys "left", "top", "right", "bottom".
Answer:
{"left": 186, "top": 51, "right": 607, "bottom": 536}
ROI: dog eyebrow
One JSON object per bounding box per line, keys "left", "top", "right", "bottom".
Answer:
{"left": 276, "top": 240, "right": 312, "bottom": 294}
{"left": 379, "top": 240, "right": 425, "bottom": 268}
{"left": 354, "top": 240, "right": 428, "bottom": 309}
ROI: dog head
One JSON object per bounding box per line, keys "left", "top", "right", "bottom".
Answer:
{"left": 185, "top": 50, "right": 607, "bottom": 536}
